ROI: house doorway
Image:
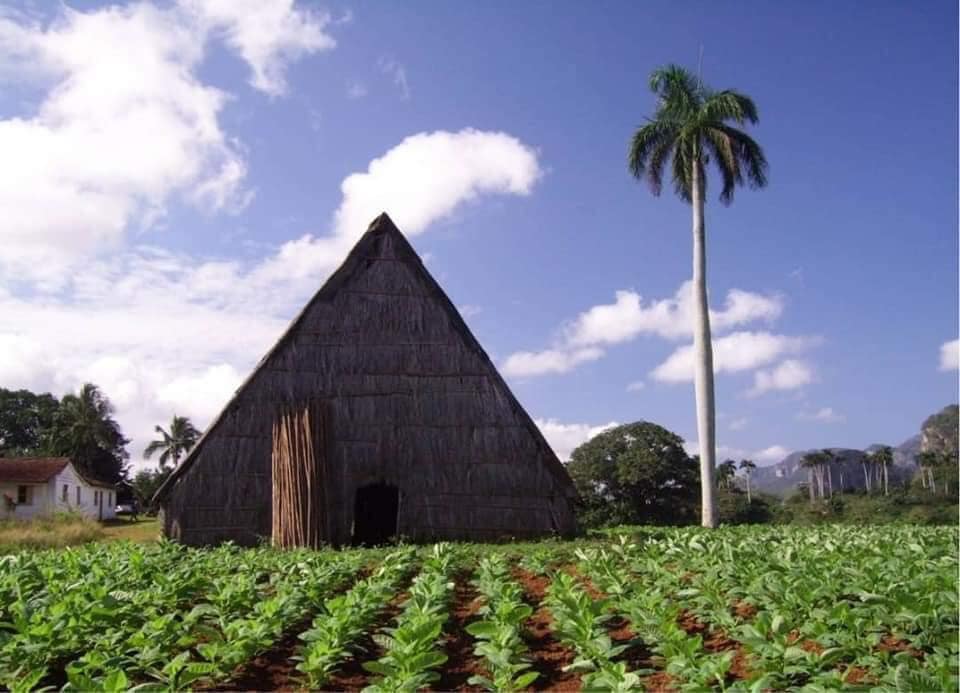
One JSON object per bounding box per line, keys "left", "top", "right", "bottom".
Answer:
{"left": 352, "top": 483, "right": 399, "bottom": 546}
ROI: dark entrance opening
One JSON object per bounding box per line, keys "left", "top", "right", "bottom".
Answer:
{"left": 352, "top": 483, "right": 399, "bottom": 546}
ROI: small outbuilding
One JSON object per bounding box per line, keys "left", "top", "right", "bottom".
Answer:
{"left": 154, "top": 213, "right": 577, "bottom": 546}
{"left": 0, "top": 457, "right": 117, "bottom": 521}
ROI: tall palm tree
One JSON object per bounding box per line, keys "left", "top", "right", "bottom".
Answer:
{"left": 52, "top": 383, "right": 129, "bottom": 482}
{"left": 739, "top": 459, "right": 756, "bottom": 503}
{"left": 914, "top": 451, "right": 938, "bottom": 493}
{"left": 144, "top": 415, "right": 201, "bottom": 470}
{"left": 628, "top": 65, "right": 768, "bottom": 528}
{"left": 873, "top": 446, "right": 893, "bottom": 496}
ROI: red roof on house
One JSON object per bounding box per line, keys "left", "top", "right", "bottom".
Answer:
{"left": 0, "top": 457, "right": 115, "bottom": 488}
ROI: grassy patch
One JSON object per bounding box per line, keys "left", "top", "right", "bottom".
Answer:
{"left": 101, "top": 517, "right": 161, "bottom": 543}
{"left": 0, "top": 513, "right": 105, "bottom": 553}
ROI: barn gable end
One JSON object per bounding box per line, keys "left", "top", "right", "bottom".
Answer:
{"left": 155, "top": 213, "right": 576, "bottom": 545}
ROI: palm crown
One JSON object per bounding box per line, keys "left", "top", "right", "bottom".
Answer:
{"left": 628, "top": 64, "right": 768, "bottom": 204}
{"left": 144, "top": 415, "right": 200, "bottom": 469}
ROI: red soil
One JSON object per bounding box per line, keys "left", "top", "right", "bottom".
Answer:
{"left": 512, "top": 565, "right": 582, "bottom": 692}
{"left": 878, "top": 635, "right": 924, "bottom": 659}
{"left": 677, "top": 610, "right": 754, "bottom": 681}
{"left": 428, "top": 572, "right": 486, "bottom": 692}
{"left": 732, "top": 600, "right": 759, "bottom": 620}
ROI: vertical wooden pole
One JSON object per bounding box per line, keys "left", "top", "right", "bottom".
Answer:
{"left": 272, "top": 402, "right": 327, "bottom": 548}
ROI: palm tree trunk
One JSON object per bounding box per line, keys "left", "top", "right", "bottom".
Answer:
{"left": 808, "top": 469, "right": 815, "bottom": 504}
{"left": 691, "top": 159, "right": 717, "bottom": 528}
{"left": 746, "top": 474, "right": 752, "bottom": 504}
{"left": 863, "top": 463, "right": 871, "bottom": 493}
{"left": 883, "top": 462, "right": 889, "bottom": 495}
{"left": 839, "top": 470, "right": 844, "bottom": 494}
{"left": 827, "top": 465, "right": 833, "bottom": 498}
{"left": 929, "top": 468, "right": 936, "bottom": 494}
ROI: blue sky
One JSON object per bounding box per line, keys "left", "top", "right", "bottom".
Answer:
{"left": 0, "top": 0, "right": 956, "bottom": 466}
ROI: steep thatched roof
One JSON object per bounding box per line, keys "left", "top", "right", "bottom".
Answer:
{"left": 155, "top": 212, "right": 572, "bottom": 503}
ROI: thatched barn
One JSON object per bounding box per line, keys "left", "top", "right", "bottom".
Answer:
{"left": 154, "top": 213, "right": 577, "bottom": 546}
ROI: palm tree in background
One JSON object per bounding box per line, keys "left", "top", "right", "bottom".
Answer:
{"left": 717, "top": 459, "right": 737, "bottom": 489}
{"left": 739, "top": 459, "right": 756, "bottom": 503}
{"left": 52, "top": 383, "right": 129, "bottom": 482}
{"left": 873, "top": 445, "right": 893, "bottom": 496}
{"left": 914, "top": 451, "right": 938, "bottom": 493}
{"left": 144, "top": 415, "right": 201, "bottom": 470}
{"left": 628, "top": 65, "right": 768, "bottom": 527}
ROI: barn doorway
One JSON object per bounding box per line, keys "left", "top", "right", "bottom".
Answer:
{"left": 352, "top": 483, "right": 399, "bottom": 546}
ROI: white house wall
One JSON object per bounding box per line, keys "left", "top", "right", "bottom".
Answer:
{"left": 50, "top": 464, "right": 116, "bottom": 520}
{"left": 0, "top": 483, "right": 49, "bottom": 520}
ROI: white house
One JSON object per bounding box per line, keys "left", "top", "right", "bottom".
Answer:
{"left": 0, "top": 457, "right": 117, "bottom": 521}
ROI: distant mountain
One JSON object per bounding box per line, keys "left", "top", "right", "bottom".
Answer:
{"left": 749, "top": 405, "right": 955, "bottom": 497}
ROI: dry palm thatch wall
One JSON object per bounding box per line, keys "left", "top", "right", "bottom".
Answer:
{"left": 154, "top": 213, "right": 577, "bottom": 546}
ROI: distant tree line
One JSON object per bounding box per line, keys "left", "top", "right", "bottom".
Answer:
{"left": 0, "top": 384, "right": 129, "bottom": 483}
{"left": 1, "top": 385, "right": 202, "bottom": 509}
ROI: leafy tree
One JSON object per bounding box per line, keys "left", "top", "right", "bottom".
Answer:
{"left": 130, "top": 467, "right": 173, "bottom": 512}
{"left": 567, "top": 421, "right": 699, "bottom": 527}
{"left": 739, "top": 459, "right": 756, "bottom": 503}
{"left": 0, "top": 388, "right": 61, "bottom": 456}
{"left": 50, "top": 383, "right": 129, "bottom": 483}
{"left": 144, "top": 415, "right": 200, "bottom": 470}
{"left": 628, "top": 65, "right": 768, "bottom": 527}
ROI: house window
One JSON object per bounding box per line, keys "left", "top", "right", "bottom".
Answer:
{"left": 76, "top": 486, "right": 81, "bottom": 505}
{"left": 16, "top": 486, "right": 31, "bottom": 505}
{"left": 62, "top": 484, "right": 68, "bottom": 502}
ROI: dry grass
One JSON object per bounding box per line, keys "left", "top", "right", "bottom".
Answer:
{"left": 0, "top": 512, "right": 105, "bottom": 552}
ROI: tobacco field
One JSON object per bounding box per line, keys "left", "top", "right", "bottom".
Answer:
{"left": 0, "top": 525, "right": 956, "bottom": 692}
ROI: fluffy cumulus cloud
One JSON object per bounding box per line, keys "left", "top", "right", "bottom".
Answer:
{"left": 334, "top": 129, "right": 541, "bottom": 239}
{"left": 535, "top": 418, "right": 618, "bottom": 461}
{"left": 746, "top": 359, "right": 815, "bottom": 397}
{"left": 939, "top": 339, "right": 959, "bottom": 371}
{"left": 0, "top": 0, "right": 333, "bottom": 284}
{"left": 565, "top": 281, "right": 782, "bottom": 347}
{"left": 754, "top": 445, "right": 791, "bottom": 463}
{"left": 651, "top": 332, "right": 819, "bottom": 384}
{"left": 504, "top": 283, "right": 785, "bottom": 379}
{"left": 502, "top": 348, "right": 603, "bottom": 378}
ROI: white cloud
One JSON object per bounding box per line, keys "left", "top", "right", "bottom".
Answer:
{"left": 0, "top": 1, "right": 333, "bottom": 284}
{"left": 458, "top": 304, "right": 483, "bottom": 318}
{"left": 565, "top": 281, "right": 782, "bottom": 347}
{"left": 729, "top": 417, "right": 748, "bottom": 431}
{"left": 747, "top": 359, "right": 815, "bottom": 397}
{"left": 651, "top": 332, "right": 819, "bottom": 383}
{"left": 798, "top": 407, "right": 844, "bottom": 423}
{"left": 505, "top": 283, "right": 785, "bottom": 380}
{"left": 754, "top": 445, "right": 791, "bottom": 463}
{"left": 939, "top": 339, "right": 959, "bottom": 371}
{"left": 502, "top": 348, "right": 604, "bottom": 378}
{"left": 157, "top": 364, "right": 244, "bottom": 422}
{"left": 535, "top": 418, "right": 618, "bottom": 461}
{"left": 178, "top": 0, "right": 335, "bottom": 96}
{"left": 334, "top": 128, "right": 541, "bottom": 238}
{"left": 626, "top": 380, "right": 646, "bottom": 392}
{"left": 379, "top": 57, "right": 410, "bottom": 99}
